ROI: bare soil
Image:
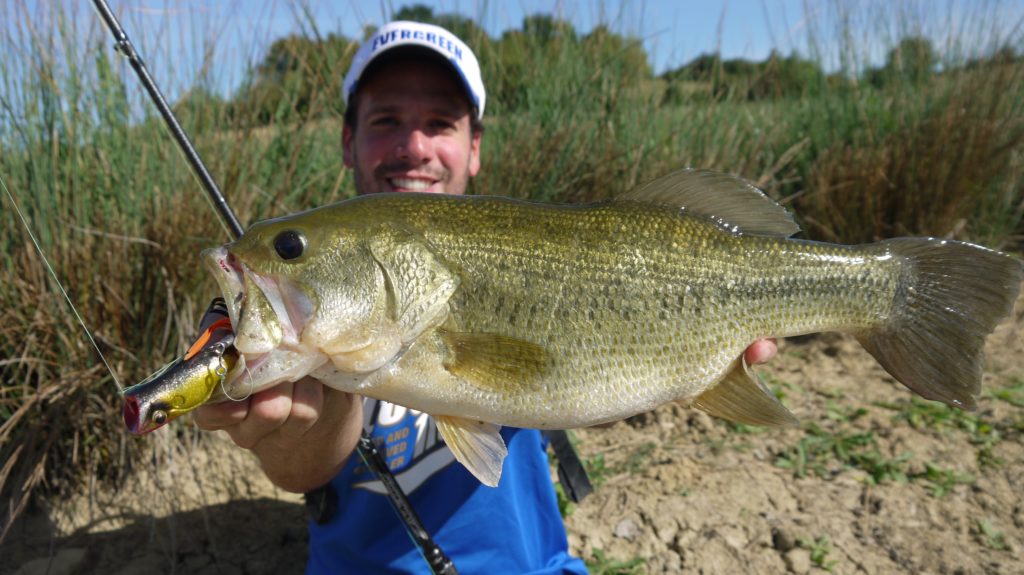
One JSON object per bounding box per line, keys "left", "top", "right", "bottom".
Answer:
{"left": 6, "top": 299, "right": 1024, "bottom": 575}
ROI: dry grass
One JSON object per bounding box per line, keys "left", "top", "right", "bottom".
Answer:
{"left": 2, "top": 0, "right": 1023, "bottom": 546}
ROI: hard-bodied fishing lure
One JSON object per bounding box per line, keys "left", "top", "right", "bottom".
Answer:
{"left": 121, "top": 300, "right": 240, "bottom": 434}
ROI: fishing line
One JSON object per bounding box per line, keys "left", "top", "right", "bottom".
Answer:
{"left": 219, "top": 363, "right": 254, "bottom": 402}
{"left": 0, "top": 172, "right": 123, "bottom": 391}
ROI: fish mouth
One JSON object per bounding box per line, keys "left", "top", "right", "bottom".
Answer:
{"left": 198, "top": 242, "right": 311, "bottom": 347}
{"left": 202, "top": 246, "right": 245, "bottom": 323}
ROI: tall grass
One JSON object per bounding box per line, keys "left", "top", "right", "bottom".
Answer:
{"left": 1, "top": 0, "right": 1023, "bottom": 543}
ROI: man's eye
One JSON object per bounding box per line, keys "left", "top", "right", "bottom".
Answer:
{"left": 370, "top": 116, "right": 398, "bottom": 127}
{"left": 429, "top": 119, "right": 456, "bottom": 131}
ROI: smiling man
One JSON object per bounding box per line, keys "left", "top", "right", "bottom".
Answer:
{"left": 197, "top": 21, "right": 589, "bottom": 574}
{"left": 196, "top": 20, "right": 776, "bottom": 574}
{"left": 341, "top": 43, "right": 482, "bottom": 195}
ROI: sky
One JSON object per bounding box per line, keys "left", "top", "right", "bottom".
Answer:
{"left": 6, "top": 0, "right": 1024, "bottom": 103}
{"left": 32, "top": 0, "right": 811, "bottom": 100}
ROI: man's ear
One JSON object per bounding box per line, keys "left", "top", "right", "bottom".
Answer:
{"left": 342, "top": 123, "right": 355, "bottom": 168}
{"left": 468, "top": 129, "right": 482, "bottom": 177}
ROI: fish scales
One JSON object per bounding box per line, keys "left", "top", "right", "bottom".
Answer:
{"left": 337, "top": 193, "right": 902, "bottom": 428}
{"left": 198, "top": 169, "right": 1021, "bottom": 486}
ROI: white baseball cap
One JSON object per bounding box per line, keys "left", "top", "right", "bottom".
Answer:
{"left": 343, "top": 21, "right": 486, "bottom": 119}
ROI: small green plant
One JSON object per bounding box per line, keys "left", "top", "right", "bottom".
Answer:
{"left": 988, "top": 379, "right": 1024, "bottom": 408}
{"left": 975, "top": 519, "right": 1007, "bottom": 551}
{"left": 915, "top": 464, "right": 974, "bottom": 498}
{"left": 774, "top": 423, "right": 910, "bottom": 483}
{"left": 879, "top": 397, "right": 976, "bottom": 431}
{"left": 586, "top": 548, "right": 646, "bottom": 575}
{"left": 619, "top": 442, "right": 657, "bottom": 475}
{"left": 797, "top": 535, "right": 839, "bottom": 571}
{"left": 553, "top": 483, "right": 574, "bottom": 518}
{"left": 585, "top": 453, "right": 611, "bottom": 487}
{"left": 824, "top": 401, "right": 867, "bottom": 424}
{"left": 877, "top": 397, "right": 1006, "bottom": 468}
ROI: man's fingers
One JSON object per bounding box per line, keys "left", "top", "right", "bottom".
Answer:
{"left": 229, "top": 382, "right": 295, "bottom": 449}
{"left": 744, "top": 338, "right": 778, "bottom": 365}
{"left": 277, "top": 378, "right": 325, "bottom": 439}
{"left": 192, "top": 398, "right": 250, "bottom": 430}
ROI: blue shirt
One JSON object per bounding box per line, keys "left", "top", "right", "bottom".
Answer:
{"left": 306, "top": 398, "right": 588, "bottom": 574}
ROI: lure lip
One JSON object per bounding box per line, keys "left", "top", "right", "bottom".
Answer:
{"left": 122, "top": 394, "right": 145, "bottom": 433}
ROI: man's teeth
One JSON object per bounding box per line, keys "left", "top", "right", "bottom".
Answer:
{"left": 391, "top": 178, "right": 433, "bottom": 190}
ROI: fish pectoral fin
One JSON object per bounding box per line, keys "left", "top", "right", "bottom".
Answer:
{"left": 440, "top": 330, "right": 549, "bottom": 393}
{"left": 691, "top": 358, "right": 799, "bottom": 427}
{"left": 435, "top": 415, "right": 507, "bottom": 487}
{"left": 617, "top": 169, "right": 800, "bottom": 238}
{"left": 368, "top": 229, "right": 459, "bottom": 344}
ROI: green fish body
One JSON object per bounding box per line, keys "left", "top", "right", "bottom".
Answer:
{"left": 203, "top": 170, "right": 1022, "bottom": 486}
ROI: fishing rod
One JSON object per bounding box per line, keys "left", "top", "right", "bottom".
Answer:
{"left": 89, "top": 2, "right": 456, "bottom": 573}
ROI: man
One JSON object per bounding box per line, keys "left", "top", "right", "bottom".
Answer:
{"left": 196, "top": 20, "right": 777, "bottom": 574}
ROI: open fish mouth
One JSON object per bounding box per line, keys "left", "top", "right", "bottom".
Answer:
{"left": 200, "top": 246, "right": 324, "bottom": 397}
{"left": 201, "top": 246, "right": 312, "bottom": 346}
{"left": 202, "top": 246, "right": 245, "bottom": 323}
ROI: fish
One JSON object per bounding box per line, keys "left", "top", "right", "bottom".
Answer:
{"left": 122, "top": 305, "right": 238, "bottom": 434}
{"left": 200, "top": 169, "right": 1022, "bottom": 486}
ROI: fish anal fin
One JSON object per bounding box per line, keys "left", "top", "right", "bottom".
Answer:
{"left": 435, "top": 415, "right": 507, "bottom": 487}
{"left": 440, "top": 330, "right": 549, "bottom": 394}
{"left": 618, "top": 169, "right": 800, "bottom": 238}
{"left": 692, "top": 358, "right": 798, "bottom": 428}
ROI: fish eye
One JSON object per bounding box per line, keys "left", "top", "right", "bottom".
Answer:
{"left": 152, "top": 410, "right": 168, "bottom": 425}
{"left": 273, "top": 230, "right": 306, "bottom": 260}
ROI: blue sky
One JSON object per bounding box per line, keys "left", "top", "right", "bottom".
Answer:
{"left": 40, "top": 0, "right": 811, "bottom": 99}
{"left": 99, "top": 0, "right": 811, "bottom": 70}
{"left": 9, "top": 1, "right": 1024, "bottom": 102}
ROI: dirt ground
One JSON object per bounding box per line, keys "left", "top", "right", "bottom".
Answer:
{"left": 6, "top": 298, "right": 1024, "bottom": 574}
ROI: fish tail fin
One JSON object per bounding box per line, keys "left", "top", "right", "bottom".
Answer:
{"left": 856, "top": 238, "right": 1021, "bottom": 410}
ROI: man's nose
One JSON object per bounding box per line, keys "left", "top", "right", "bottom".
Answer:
{"left": 396, "top": 129, "right": 432, "bottom": 163}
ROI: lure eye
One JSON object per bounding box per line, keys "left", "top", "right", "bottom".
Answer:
{"left": 152, "top": 410, "right": 168, "bottom": 426}
{"left": 273, "top": 230, "right": 306, "bottom": 260}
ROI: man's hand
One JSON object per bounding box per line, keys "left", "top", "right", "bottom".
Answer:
{"left": 744, "top": 338, "right": 778, "bottom": 365}
{"left": 193, "top": 378, "right": 363, "bottom": 493}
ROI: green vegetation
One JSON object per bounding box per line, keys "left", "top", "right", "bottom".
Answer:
{"left": 774, "top": 423, "right": 912, "bottom": 484}
{"left": 797, "top": 535, "right": 839, "bottom": 571}
{"left": 774, "top": 389, "right": 1018, "bottom": 495}
{"left": 918, "top": 464, "right": 975, "bottom": 499}
{"left": 989, "top": 379, "right": 1024, "bottom": 408}
{"left": 585, "top": 548, "right": 646, "bottom": 575}
{"left": 975, "top": 519, "right": 1008, "bottom": 551}
{"left": 875, "top": 396, "right": 1012, "bottom": 469}
{"left": 2, "top": 1, "right": 1023, "bottom": 540}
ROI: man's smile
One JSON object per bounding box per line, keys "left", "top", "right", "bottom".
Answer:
{"left": 387, "top": 175, "right": 441, "bottom": 192}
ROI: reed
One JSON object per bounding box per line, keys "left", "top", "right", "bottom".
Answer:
{"left": 1, "top": 1, "right": 1021, "bottom": 541}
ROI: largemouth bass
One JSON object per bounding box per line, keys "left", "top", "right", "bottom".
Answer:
{"left": 201, "top": 169, "right": 1022, "bottom": 486}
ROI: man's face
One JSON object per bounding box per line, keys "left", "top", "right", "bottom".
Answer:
{"left": 343, "top": 58, "right": 481, "bottom": 196}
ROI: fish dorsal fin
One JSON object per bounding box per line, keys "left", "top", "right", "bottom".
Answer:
{"left": 618, "top": 169, "right": 800, "bottom": 237}
{"left": 440, "top": 330, "right": 549, "bottom": 393}
{"left": 368, "top": 227, "right": 460, "bottom": 344}
{"left": 435, "top": 415, "right": 507, "bottom": 487}
{"left": 691, "top": 358, "right": 799, "bottom": 427}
